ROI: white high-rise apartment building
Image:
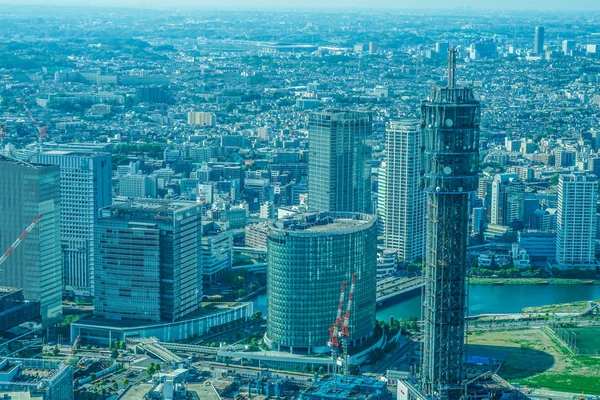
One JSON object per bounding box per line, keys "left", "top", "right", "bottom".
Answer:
{"left": 380, "top": 120, "right": 425, "bottom": 262}
{"left": 33, "top": 151, "right": 112, "bottom": 297}
{"left": 491, "top": 173, "right": 525, "bottom": 229}
{"left": 187, "top": 111, "right": 217, "bottom": 126}
{"left": 556, "top": 173, "right": 598, "bottom": 270}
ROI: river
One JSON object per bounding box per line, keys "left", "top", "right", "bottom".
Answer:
{"left": 251, "top": 284, "right": 600, "bottom": 321}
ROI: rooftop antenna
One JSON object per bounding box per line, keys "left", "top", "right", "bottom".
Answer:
{"left": 447, "top": 48, "right": 457, "bottom": 88}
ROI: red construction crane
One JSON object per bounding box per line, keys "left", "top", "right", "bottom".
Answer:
{"left": 18, "top": 98, "right": 47, "bottom": 141}
{"left": 341, "top": 274, "right": 356, "bottom": 338}
{"left": 328, "top": 281, "right": 347, "bottom": 349}
{"left": 341, "top": 274, "right": 357, "bottom": 381}
{"left": 328, "top": 280, "right": 348, "bottom": 391}
{"left": 0, "top": 214, "right": 43, "bottom": 277}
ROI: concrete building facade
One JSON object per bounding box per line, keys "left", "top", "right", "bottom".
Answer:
{"left": 491, "top": 173, "right": 525, "bottom": 229}
{"left": 380, "top": 120, "right": 425, "bottom": 262}
{"left": 556, "top": 173, "right": 598, "bottom": 270}
{"left": 32, "top": 151, "right": 112, "bottom": 298}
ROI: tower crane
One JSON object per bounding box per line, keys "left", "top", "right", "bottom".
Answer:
{"left": 341, "top": 273, "right": 356, "bottom": 381}
{"left": 0, "top": 214, "right": 43, "bottom": 279}
{"left": 17, "top": 98, "right": 47, "bottom": 147}
{"left": 328, "top": 280, "right": 347, "bottom": 391}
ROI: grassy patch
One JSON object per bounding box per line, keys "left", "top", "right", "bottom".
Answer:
{"left": 468, "top": 278, "right": 599, "bottom": 285}
{"left": 468, "top": 328, "right": 600, "bottom": 394}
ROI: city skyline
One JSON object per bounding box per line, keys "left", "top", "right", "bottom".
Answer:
{"left": 1, "top": 0, "right": 599, "bottom": 10}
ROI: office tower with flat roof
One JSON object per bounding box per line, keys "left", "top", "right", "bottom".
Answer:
{"left": 265, "top": 212, "right": 377, "bottom": 354}
{"left": 380, "top": 120, "right": 425, "bottom": 262}
{"left": 420, "top": 49, "right": 481, "bottom": 400}
{"left": 562, "top": 40, "right": 576, "bottom": 56}
{"left": 556, "top": 173, "right": 598, "bottom": 270}
{"left": 308, "top": 110, "right": 372, "bottom": 214}
{"left": 32, "top": 151, "right": 111, "bottom": 298}
{"left": 0, "top": 155, "right": 62, "bottom": 324}
{"left": 491, "top": 173, "right": 525, "bottom": 229}
{"left": 94, "top": 200, "right": 202, "bottom": 322}
{"left": 534, "top": 26, "right": 545, "bottom": 54}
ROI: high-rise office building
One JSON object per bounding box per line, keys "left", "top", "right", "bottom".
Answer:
{"left": 265, "top": 212, "right": 377, "bottom": 354}
{"left": 380, "top": 120, "right": 425, "bottom": 262}
{"left": 94, "top": 200, "right": 202, "bottom": 323}
{"left": 308, "top": 110, "right": 372, "bottom": 214}
{"left": 490, "top": 173, "right": 525, "bottom": 229}
{"left": 33, "top": 151, "right": 112, "bottom": 298}
{"left": 556, "top": 173, "right": 597, "bottom": 270}
{"left": 0, "top": 155, "right": 62, "bottom": 324}
{"left": 534, "top": 26, "right": 545, "bottom": 54}
{"left": 562, "top": 40, "right": 576, "bottom": 56}
{"left": 420, "top": 49, "right": 480, "bottom": 400}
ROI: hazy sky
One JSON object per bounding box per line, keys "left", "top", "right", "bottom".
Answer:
{"left": 2, "top": 0, "right": 599, "bottom": 11}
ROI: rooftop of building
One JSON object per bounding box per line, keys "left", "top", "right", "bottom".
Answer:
{"left": 99, "top": 199, "right": 200, "bottom": 221}
{"left": 301, "top": 376, "right": 388, "bottom": 400}
{"left": 0, "top": 154, "right": 56, "bottom": 170}
{"left": 0, "top": 287, "right": 21, "bottom": 296}
{"left": 0, "top": 358, "right": 69, "bottom": 385}
{"left": 270, "top": 212, "right": 376, "bottom": 236}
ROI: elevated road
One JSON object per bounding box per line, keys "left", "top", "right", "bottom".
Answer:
{"left": 376, "top": 277, "right": 424, "bottom": 304}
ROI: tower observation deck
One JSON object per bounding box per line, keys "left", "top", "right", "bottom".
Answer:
{"left": 420, "top": 49, "right": 481, "bottom": 400}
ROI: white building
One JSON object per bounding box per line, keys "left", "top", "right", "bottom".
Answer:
{"left": 491, "top": 173, "right": 524, "bottom": 229}
{"left": 379, "top": 120, "right": 425, "bottom": 262}
{"left": 556, "top": 173, "right": 598, "bottom": 270}
{"left": 119, "top": 174, "right": 157, "bottom": 198}
{"left": 187, "top": 111, "right": 217, "bottom": 126}
{"left": 32, "top": 151, "right": 112, "bottom": 298}
{"left": 202, "top": 221, "right": 233, "bottom": 286}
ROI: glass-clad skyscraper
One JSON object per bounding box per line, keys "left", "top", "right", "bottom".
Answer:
{"left": 265, "top": 212, "right": 377, "bottom": 354}
{"left": 0, "top": 155, "right": 63, "bottom": 324}
{"left": 94, "top": 200, "right": 202, "bottom": 323}
{"left": 308, "top": 110, "right": 372, "bottom": 214}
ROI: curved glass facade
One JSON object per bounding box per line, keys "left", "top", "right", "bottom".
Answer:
{"left": 266, "top": 212, "right": 377, "bottom": 353}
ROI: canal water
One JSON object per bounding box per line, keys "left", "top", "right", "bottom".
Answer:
{"left": 252, "top": 284, "right": 600, "bottom": 321}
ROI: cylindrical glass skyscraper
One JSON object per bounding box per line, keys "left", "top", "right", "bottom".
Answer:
{"left": 265, "top": 212, "right": 377, "bottom": 354}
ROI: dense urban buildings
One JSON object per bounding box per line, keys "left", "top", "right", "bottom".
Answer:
{"left": 420, "top": 50, "right": 481, "bottom": 400}
{"left": 265, "top": 212, "right": 377, "bottom": 354}
{"left": 0, "top": 155, "right": 63, "bottom": 324}
{"left": 32, "top": 150, "right": 112, "bottom": 298}
{"left": 556, "top": 173, "right": 598, "bottom": 270}
{"left": 1, "top": 5, "right": 600, "bottom": 399}
{"left": 94, "top": 200, "right": 203, "bottom": 323}
{"left": 308, "top": 111, "right": 373, "bottom": 214}
{"left": 379, "top": 120, "right": 425, "bottom": 262}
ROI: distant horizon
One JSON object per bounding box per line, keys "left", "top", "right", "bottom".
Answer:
{"left": 0, "top": 0, "right": 599, "bottom": 12}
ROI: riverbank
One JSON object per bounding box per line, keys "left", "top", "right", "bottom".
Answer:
{"left": 468, "top": 277, "right": 599, "bottom": 285}
{"left": 522, "top": 299, "right": 600, "bottom": 314}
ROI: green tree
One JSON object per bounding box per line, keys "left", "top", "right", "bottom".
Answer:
{"left": 52, "top": 346, "right": 60, "bottom": 356}
{"left": 111, "top": 348, "right": 119, "bottom": 359}
{"left": 122, "top": 378, "right": 129, "bottom": 385}
{"left": 90, "top": 372, "right": 96, "bottom": 381}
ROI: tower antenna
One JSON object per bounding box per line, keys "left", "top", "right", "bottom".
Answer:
{"left": 447, "top": 48, "right": 457, "bottom": 88}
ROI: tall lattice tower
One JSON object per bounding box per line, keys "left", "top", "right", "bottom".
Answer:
{"left": 420, "top": 49, "right": 481, "bottom": 400}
